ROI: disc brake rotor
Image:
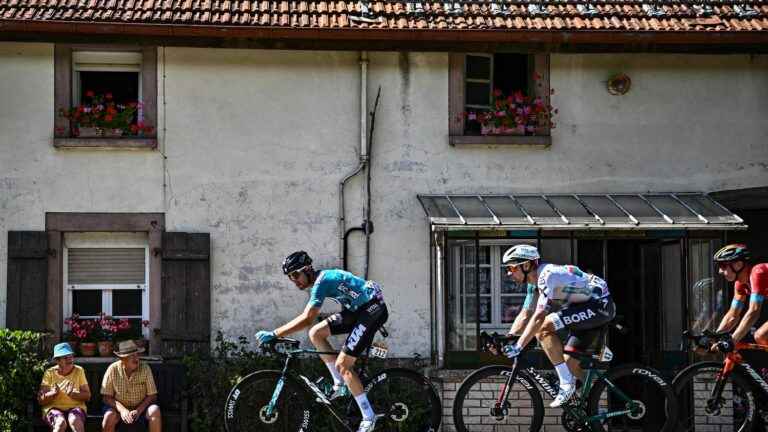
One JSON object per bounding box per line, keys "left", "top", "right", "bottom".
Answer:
{"left": 389, "top": 402, "right": 409, "bottom": 422}
{"left": 627, "top": 400, "right": 647, "bottom": 420}
{"left": 259, "top": 405, "right": 279, "bottom": 424}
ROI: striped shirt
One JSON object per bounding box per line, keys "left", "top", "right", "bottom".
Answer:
{"left": 101, "top": 361, "right": 157, "bottom": 409}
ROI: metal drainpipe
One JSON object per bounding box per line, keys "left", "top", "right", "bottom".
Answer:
{"left": 338, "top": 51, "right": 369, "bottom": 268}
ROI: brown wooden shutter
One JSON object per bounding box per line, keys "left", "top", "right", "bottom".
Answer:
{"left": 161, "top": 232, "right": 210, "bottom": 358}
{"left": 6, "top": 231, "right": 48, "bottom": 331}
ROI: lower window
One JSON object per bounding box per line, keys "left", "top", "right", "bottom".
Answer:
{"left": 63, "top": 233, "right": 149, "bottom": 341}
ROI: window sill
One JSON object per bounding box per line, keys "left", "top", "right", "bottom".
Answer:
{"left": 72, "top": 355, "right": 163, "bottom": 363}
{"left": 53, "top": 137, "right": 157, "bottom": 150}
{"left": 449, "top": 135, "right": 551, "bottom": 148}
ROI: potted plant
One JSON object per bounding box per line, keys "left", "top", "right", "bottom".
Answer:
{"left": 95, "top": 313, "right": 131, "bottom": 357}
{"left": 58, "top": 91, "right": 154, "bottom": 138}
{"left": 64, "top": 314, "right": 98, "bottom": 356}
{"left": 134, "top": 320, "right": 151, "bottom": 353}
{"left": 464, "top": 88, "right": 557, "bottom": 136}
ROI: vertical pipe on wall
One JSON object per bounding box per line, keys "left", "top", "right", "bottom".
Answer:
{"left": 435, "top": 230, "right": 445, "bottom": 368}
{"left": 338, "top": 51, "right": 369, "bottom": 268}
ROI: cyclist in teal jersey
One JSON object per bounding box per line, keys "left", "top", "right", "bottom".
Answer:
{"left": 255, "top": 251, "right": 388, "bottom": 432}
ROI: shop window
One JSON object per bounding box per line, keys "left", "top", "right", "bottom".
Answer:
{"left": 449, "top": 53, "right": 551, "bottom": 146}
{"left": 446, "top": 240, "right": 536, "bottom": 351}
{"left": 688, "top": 239, "right": 726, "bottom": 332}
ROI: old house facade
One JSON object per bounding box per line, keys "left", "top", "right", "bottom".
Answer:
{"left": 2, "top": 1, "right": 768, "bottom": 430}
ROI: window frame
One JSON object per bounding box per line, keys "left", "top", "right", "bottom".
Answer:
{"left": 62, "top": 234, "right": 151, "bottom": 340}
{"left": 449, "top": 52, "right": 551, "bottom": 148}
{"left": 54, "top": 45, "right": 157, "bottom": 150}
{"left": 45, "top": 213, "right": 164, "bottom": 354}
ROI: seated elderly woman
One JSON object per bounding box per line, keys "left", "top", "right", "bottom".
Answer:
{"left": 38, "top": 342, "right": 92, "bottom": 432}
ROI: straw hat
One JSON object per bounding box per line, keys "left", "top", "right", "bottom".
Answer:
{"left": 113, "top": 340, "right": 146, "bottom": 357}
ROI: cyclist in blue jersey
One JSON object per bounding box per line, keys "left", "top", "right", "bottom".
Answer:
{"left": 255, "top": 251, "right": 388, "bottom": 432}
{"left": 501, "top": 244, "right": 616, "bottom": 408}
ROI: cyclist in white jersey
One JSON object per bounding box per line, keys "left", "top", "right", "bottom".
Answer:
{"left": 502, "top": 245, "right": 616, "bottom": 407}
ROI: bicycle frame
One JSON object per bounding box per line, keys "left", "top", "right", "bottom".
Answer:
{"left": 266, "top": 346, "right": 370, "bottom": 432}
{"left": 715, "top": 342, "right": 768, "bottom": 398}
{"left": 496, "top": 356, "right": 640, "bottom": 425}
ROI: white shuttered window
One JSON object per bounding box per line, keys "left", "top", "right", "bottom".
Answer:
{"left": 63, "top": 233, "right": 149, "bottom": 339}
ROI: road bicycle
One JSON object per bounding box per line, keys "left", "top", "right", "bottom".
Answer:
{"left": 223, "top": 330, "right": 442, "bottom": 432}
{"left": 451, "top": 326, "right": 678, "bottom": 432}
{"left": 673, "top": 330, "right": 768, "bottom": 431}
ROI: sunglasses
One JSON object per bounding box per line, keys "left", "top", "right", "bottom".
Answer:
{"left": 288, "top": 266, "right": 308, "bottom": 281}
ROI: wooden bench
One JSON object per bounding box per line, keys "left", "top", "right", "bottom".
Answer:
{"left": 28, "top": 361, "right": 188, "bottom": 432}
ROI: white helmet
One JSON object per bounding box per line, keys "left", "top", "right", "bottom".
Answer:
{"left": 502, "top": 244, "right": 540, "bottom": 265}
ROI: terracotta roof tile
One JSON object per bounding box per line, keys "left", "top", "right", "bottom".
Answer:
{"left": 0, "top": 0, "right": 766, "bottom": 32}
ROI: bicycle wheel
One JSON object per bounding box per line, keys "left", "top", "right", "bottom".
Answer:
{"left": 347, "top": 368, "right": 442, "bottom": 432}
{"left": 586, "top": 365, "right": 678, "bottom": 432}
{"left": 672, "top": 361, "right": 758, "bottom": 432}
{"left": 224, "top": 370, "right": 315, "bottom": 432}
{"left": 452, "top": 365, "right": 544, "bottom": 432}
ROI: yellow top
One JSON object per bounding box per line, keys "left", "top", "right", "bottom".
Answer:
{"left": 101, "top": 361, "right": 157, "bottom": 409}
{"left": 40, "top": 365, "right": 88, "bottom": 414}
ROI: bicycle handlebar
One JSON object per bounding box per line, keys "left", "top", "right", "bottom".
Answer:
{"left": 260, "top": 337, "right": 301, "bottom": 354}
{"left": 480, "top": 331, "right": 519, "bottom": 356}
{"left": 680, "top": 329, "right": 731, "bottom": 350}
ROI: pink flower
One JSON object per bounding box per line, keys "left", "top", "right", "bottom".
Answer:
{"left": 85, "top": 90, "right": 95, "bottom": 98}
{"left": 493, "top": 88, "right": 502, "bottom": 97}
{"left": 467, "top": 112, "right": 477, "bottom": 121}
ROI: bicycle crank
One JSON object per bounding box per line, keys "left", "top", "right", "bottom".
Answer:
{"left": 561, "top": 406, "right": 592, "bottom": 432}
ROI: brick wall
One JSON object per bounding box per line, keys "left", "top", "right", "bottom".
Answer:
{"left": 433, "top": 370, "right": 567, "bottom": 432}
{"left": 693, "top": 373, "right": 735, "bottom": 432}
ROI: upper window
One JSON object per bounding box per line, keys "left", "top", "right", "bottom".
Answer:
{"left": 54, "top": 46, "right": 157, "bottom": 148}
{"left": 449, "top": 53, "right": 551, "bottom": 146}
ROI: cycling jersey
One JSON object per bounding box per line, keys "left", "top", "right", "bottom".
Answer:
{"left": 308, "top": 269, "right": 383, "bottom": 312}
{"left": 733, "top": 263, "right": 768, "bottom": 307}
{"left": 536, "top": 264, "right": 610, "bottom": 312}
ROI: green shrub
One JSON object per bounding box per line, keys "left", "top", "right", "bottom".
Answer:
{"left": 0, "top": 329, "right": 47, "bottom": 432}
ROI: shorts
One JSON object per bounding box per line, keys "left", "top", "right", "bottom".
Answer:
{"left": 549, "top": 297, "right": 616, "bottom": 353}
{"left": 102, "top": 404, "right": 157, "bottom": 427}
{"left": 326, "top": 299, "right": 388, "bottom": 357}
{"left": 45, "top": 407, "right": 86, "bottom": 427}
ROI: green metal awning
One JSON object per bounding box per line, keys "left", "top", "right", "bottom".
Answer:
{"left": 417, "top": 193, "right": 746, "bottom": 231}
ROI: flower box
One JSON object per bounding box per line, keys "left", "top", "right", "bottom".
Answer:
{"left": 481, "top": 125, "right": 525, "bottom": 136}
{"left": 76, "top": 127, "right": 124, "bottom": 138}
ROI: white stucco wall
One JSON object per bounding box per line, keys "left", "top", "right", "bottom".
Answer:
{"left": 1, "top": 43, "right": 767, "bottom": 356}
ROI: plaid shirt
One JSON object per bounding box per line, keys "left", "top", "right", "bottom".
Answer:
{"left": 101, "top": 361, "right": 157, "bottom": 409}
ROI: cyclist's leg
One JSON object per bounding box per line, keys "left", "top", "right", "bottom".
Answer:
{"left": 754, "top": 319, "right": 768, "bottom": 345}
{"left": 337, "top": 301, "right": 388, "bottom": 424}
{"left": 311, "top": 310, "right": 355, "bottom": 387}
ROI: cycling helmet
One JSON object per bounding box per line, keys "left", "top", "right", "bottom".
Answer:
{"left": 713, "top": 244, "right": 750, "bottom": 263}
{"left": 503, "top": 244, "right": 541, "bottom": 265}
{"left": 282, "top": 251, "right": 312, "bottom": 275}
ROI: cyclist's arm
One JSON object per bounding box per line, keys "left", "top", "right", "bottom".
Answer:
{"left": 509, "top": 283, "right": 537, "bottom": 336}
{"left": 516, "top": 307, "right": 547, "bottom": 349}
{"left": 731, "top": 300, "right": 762, "bottom": 343}
{"left": 715, "top": 297, "right": 745, "bottom": 334}
{"left": 274, "top": 304, "right": 321, "bottom": 337}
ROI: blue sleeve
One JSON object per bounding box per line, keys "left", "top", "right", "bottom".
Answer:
{"left": 307, "top": 273, "right": 328, "bottom": 308}
{"left": 522, "top": 283, "right": 536, "bottom": 310}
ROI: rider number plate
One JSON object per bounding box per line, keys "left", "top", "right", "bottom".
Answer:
{"left": 370, "top": 344, "right": 388, "bottom": 359}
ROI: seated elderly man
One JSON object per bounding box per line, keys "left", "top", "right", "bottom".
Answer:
{"left": 38, "top": 342, "right": 91, "bottom": 432}
{"left": 101, "top": 340, "right": 162, "bottom": 432}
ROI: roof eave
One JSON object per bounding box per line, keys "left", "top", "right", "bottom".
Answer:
{"left": 2, "top": 20, "right": 768, "bottom": 52}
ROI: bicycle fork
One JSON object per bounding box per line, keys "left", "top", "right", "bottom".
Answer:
{"left": 493, "top": 358, "right": 520, "bottom": 419}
